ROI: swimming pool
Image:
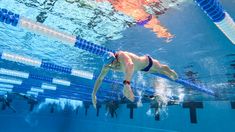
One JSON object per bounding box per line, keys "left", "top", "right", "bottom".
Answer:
{"left": 0, "top": 0, "right": 235, "bottom": 132}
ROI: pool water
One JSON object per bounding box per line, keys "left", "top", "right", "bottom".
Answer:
{"left": 0, "top": 0, "right": 235, "bottom": 132}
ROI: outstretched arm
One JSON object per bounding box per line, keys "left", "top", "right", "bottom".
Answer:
{"left": 92, "top": 66, "right": 110, "bottom": 108}
{"left": 93, "top": 66, "right": 110, "bottom": 95}
{"left": 118, "top": 52, "right": 135, "bottom": 102}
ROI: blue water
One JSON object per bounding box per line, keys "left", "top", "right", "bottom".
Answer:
{"left": 0, "top": 0, "right": 235, "bottom": 132}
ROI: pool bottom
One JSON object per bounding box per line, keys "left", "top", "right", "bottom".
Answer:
{"left": 0, "top": 100, "right": 235, "bottom": 132}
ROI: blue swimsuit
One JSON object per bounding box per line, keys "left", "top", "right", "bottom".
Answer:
{"left": 136, "top": 15, "right": 152, "bottom": 26}
{"left": 141, "top": 56, "right": 153, "bottom": 72}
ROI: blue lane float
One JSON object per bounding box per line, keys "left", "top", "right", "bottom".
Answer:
{"left": 195, "top": 0, "right": 225, "bottom": 22}
{"left": 0, "top": 8, "right": 19, "bottom": 26}
{"left": 41, "top": 62, "right": 72, "bottom": 74}
{"left": 0, "top": 8, "right": 216, "bottom": 96}
{"left": 0, "top": 52, "right": 94, "bottom": 80}
{"left": 195, "top": 0, "right": 235, "bottom": 44}
{"left": 153, "top": 73, "right": 215, "bottom": 96}
{"left": 75, "top": 36, "right": 115, "bottom": 56}
{"left": 0, "top": 8, "right": 115, "bottom": 57}
{"left": 0, "top": 68, "right": 120, "bottom": 100}
{"left": 0, "top": 79, "right": 116, "bottom": 102}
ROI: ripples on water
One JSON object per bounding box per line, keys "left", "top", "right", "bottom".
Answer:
{"left": 0, "top": 0, "right": 185, "bottom": 72}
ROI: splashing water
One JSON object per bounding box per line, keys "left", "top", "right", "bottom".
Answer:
{"left": 154, "top": 77, "right": 172, "bottom": 99}
{"left": 137, "top": 71, "right": 147, "bottom": 87}
{"left": 137, "top": 90, "right": 143, "bottom": 107}
{"left": 177, "top": 88, "right": 185, "bottom": 103}
{"left": 145, "top": 77, "right": 173, "bottom": 120}
{"left": 136, "top": 72, "right": 147, "bottom": 107}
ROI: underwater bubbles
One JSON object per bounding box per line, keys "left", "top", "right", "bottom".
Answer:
{"left": 145, "top": 77, "right": 174, "bottom": 120}
{"left": 36, "top": 98, "right": 83, "bottom": 112}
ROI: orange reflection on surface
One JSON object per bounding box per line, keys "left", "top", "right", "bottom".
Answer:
{"left": 97, "top": 0, "right": 173, "bottom": 40}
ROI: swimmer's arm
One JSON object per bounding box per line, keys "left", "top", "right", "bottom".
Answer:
{"left": 118, "top": 52, "right": 134, "bottom": 81}
{"left": 92, "top": 66, "right": 110, "bottom": 95}
{"left": 119, "top": 52, "right": 135, "bottom": 102}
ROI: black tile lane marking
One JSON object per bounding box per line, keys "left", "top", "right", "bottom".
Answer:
{"left": 183, "top": 102, "right": 203, "bottom": 123}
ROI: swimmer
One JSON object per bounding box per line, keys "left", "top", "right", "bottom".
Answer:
{"left": 144, "top": 94, "right": 179, "bottom": 119}
{"left": 92, "top": 51, "right": 178, "bottom": 108}
{"left": 96, "top": 0, "right": 174, "bottom": 40}
{"left": 105, "top": 100, "right": 119, "bottom": 118}
{"left": 0, "top": 93, "right": 16, "bottom": 113}
{"left": 144, "top": 94, "right": 180, "bottom": 106}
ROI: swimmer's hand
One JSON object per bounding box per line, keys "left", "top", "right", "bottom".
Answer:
{"left": 123, "top": 84, "right": 135, "bottom": 102}
{"left": 92, "top": 93, "right": 97, "bottom": 109}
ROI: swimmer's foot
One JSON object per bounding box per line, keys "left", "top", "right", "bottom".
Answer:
{"left": 123, "top": 85, "right": 135, "bottom": 102}
{"left": 169, "top": 70, "right": 178, "bottom": 80}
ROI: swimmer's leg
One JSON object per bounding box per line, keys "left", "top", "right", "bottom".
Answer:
{"left": 150, "top": 60, "right": 178, "bottom": 80}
